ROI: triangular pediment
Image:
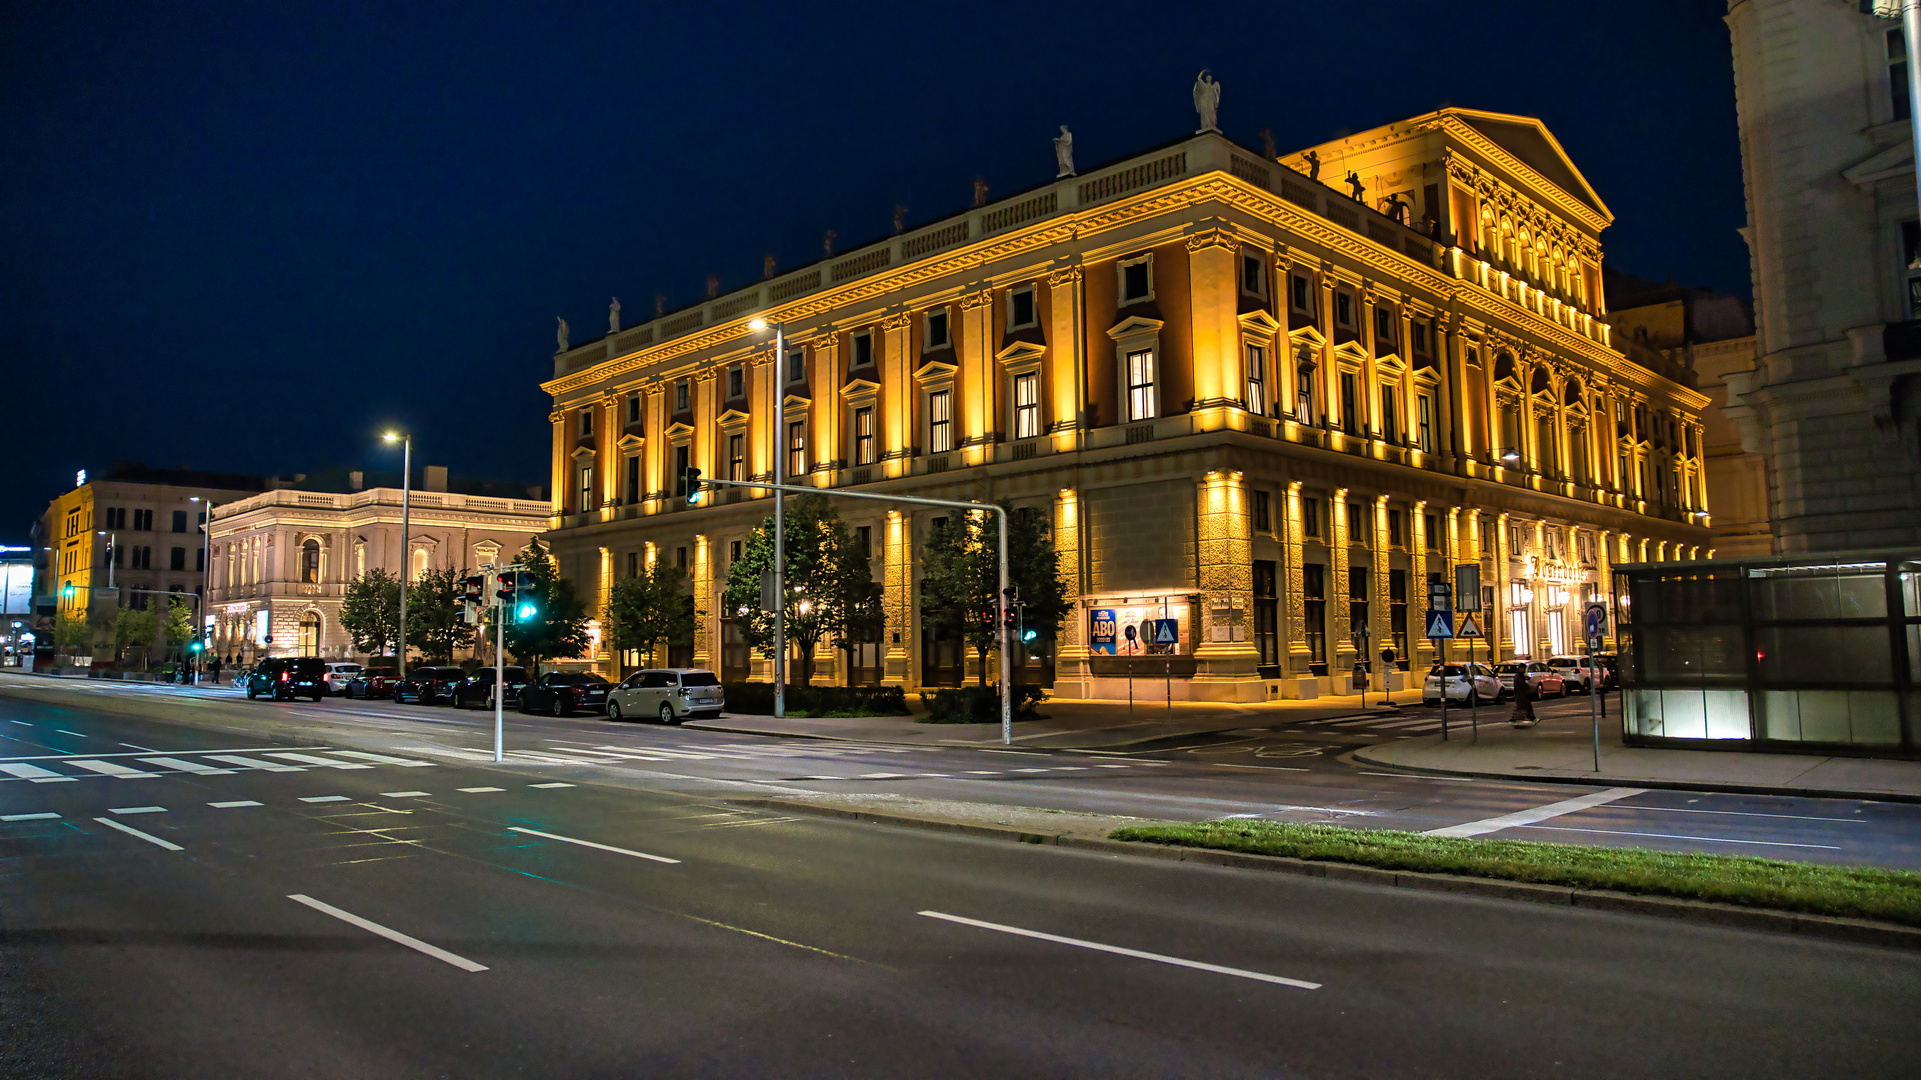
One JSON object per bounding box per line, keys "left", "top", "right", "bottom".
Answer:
{"left": 913, "top": 359, "right": 959, "bottom": 383}
{"left": 1106, "top": 315, "right": 1164, "bottom": 341}
{"left": 1331, "top": 340, "right": 1370, "bottom": 365}
{"left": 569, "top": 445, "right": 597, "bottom": 461}
{"left": 1446, "top": 108, "right": 1610, "bottom": 219}
{"left": 664, "top": 421, "right": 694, "bottom": 439}
{"left": 1843, "top": 139, "right": 1914, "bottom": 188}
{"left": 839, "top": 378, "right": 882, "bottom": 399}
{"left": 1374, "top": 351, "right": 1407, "bottom": 376}
{"left": 780, "top": 393, "right": 811, "bottom": 411}
{"left": 1237, "top": 309, "right": 1283, "bottom": 335}
{"left": 616, "top": 433, "right": 645, "bottom": 451}
{"left": 1287, "top": 324, "right": 1326, "bottom": 348}
{"left": 994, "top": 340, "right": 1047, "bottom": 365}
{"left": 716, "top": 408, "right": 751, "bottom": 426}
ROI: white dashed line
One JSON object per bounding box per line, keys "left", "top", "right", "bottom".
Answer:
{"left": 208, "top": 800, "right": 263, "bottom": 808}
{"left": 107, "top": 806, "right": 167, "bottom": 815}
{"left": 299, "top": 796, "right": 353, "bottom": 803}
{"left": 918, "top": 911, "right": 1320, "bottom": 990}
{"left": 93, "top": 817, "right": 182, "bottom": 851}
{"left": 381, "top": 791, "right": 432, "bottom": 798}
{"left": 508, "top": 826, "right": 681, "bottom": 864}
{"left": 457, "top": 787, "right": 505, "bottom": 793}
{"left": 529, "top": 782, "right": 575, "bottom": 789}
{"left": 1, "top": 812, "right": 59, "bottom": 821}
{"left": 287, "top": 894, "right": 488, "bottom": 972}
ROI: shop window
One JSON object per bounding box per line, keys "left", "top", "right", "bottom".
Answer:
{"left": 1348, "top": 572, "right": 1369, "bottom": 653}
{"left": 1389, "top": 568, "right": 1408, "bottom": 666}
{"left": 1253, "top": 560, "right": 1279, "bottom": 671}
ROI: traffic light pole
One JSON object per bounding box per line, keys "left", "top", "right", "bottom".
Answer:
{"left": 494, "top": 596, "right": 506, "bottom": 764}
{"left": 695, "top": 476, "right": 1015, "bottom": 744}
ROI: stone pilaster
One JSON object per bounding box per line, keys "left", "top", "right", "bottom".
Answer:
{"left": 881, "top": 313, "right": 914, "bottom": 479}
{"left": 1193, "top": 470, "right": 1261, "bottom": 701}
{"left": 1330, "top": 486, "right": 1353, "bottom": 670}
{"left": 1282, "top": 481, "right": 1309, "bottom": 678}
{"left": 881, "top": 509, "right": 913, "bottom": 686}
{"left": 1185, "top": 220, "right": 1240, "bottom": 413}
{"left": 1053, "top": 489, "right": 1089, "bottom": 697}
{"left": 691, "top": 535, "right": 712, "bottom": 672}
{"left": 1047, "top": 266, "right": 1084, "bottom": 446}
{"left": 1369, "top": 495, "right": 1392, "bottom": 669}
{"left": 1410, "top": 499, "right": 1430, "bottom": 668}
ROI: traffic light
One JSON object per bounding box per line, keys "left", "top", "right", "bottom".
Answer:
{"left": 189, "top": 638, "right": 204, "bottom": 653}
{"left": 494, "top": 571, "right": 517, "bottom": 604}
{"left": 61, "top": 583, "right": 74, "bottom": 600}
{"left": 683, "top": 465, "right": 704, "bottom": 505}
{"left": 514, "top": 570, "right": 539, "bottom": 621}
{"left": 459, "top": 574, "right": 486, "bottom": 625}
{"left": 1002, "top": 586, "right": 1019, "bottom": 630}
{"left": 1018, "top": 607, "right": 1036, "bottom": 643}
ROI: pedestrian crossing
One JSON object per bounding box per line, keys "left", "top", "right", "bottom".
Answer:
{"left": 0, "top": 747, "right": 439, "bottom": 783}
{"left": 1282, "top": 710, "right": 1495, "bottom": 737}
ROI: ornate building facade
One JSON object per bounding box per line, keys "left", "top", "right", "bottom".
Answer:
{"left": 542, "top": 109, "right": 1711, "bottom": 701}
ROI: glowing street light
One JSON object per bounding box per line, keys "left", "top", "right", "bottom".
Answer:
{"left": 747, "top": 317, "right": 789, "bottom": 718}
{"left": 382, "top": 430, "right": 412, "bottom": 678}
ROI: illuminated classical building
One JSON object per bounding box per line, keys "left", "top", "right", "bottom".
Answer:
{"left": 542, "top": 109, "right": 1711, "bottom": 700}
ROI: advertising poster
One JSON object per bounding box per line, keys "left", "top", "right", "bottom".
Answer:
{"left": 1090, "top": 609, "right": 1117, "bottom": 654}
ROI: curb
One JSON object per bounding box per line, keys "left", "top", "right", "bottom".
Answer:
{"left": 1348, "top": 745, "right": 1921, "bottom": 806}
{"left": 733, "top": 796, "right": 1921, "bottom": 953}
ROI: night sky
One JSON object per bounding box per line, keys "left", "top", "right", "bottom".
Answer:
{"left": 1, "top": 0, "right": 1746, "bottom": 543}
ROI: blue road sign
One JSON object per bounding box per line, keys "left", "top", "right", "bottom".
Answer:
{"left": 1584, "top": 603, "right": 1607, "bottom": 640}
{"left": 1425, "top": 609, "right": 1455, "bottom": 639}
{"left": 1150, "top": 618, "right": 1179, "bottom": 645}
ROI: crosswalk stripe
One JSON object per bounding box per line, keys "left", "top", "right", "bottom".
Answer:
{"left": 205, "top": 755, "right": 304, "bottom": 772}
{"left": 140, "top": 757, "right": 236, "bottom": 775}
{"left": 264, "top": 752, "right": 374, "bottom": 770}
{"left": 321, "top": 751, "right": 436, "bottom": 768}
{"left": 67, "top": 760, "right": 159, "bottom": 779}
{"left": 0, "top": 763, "right": 79, "bottom": 783}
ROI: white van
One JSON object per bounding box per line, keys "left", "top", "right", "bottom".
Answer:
{"left": 606, "top": 668, "right": 725, "bottom": 724}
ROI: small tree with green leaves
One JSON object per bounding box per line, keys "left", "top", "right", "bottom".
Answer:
{"left": 502, "top": 538, "right": 592, "bottom": 672}
{"left": 720, "top": 495, "right": 873, "bottom": 685}
{"left": 163, "top": 599, "right": 196, "bottom": 658}
{"left": 919, "top": 503, "right": 1069, "bottom": 686}
{"left": 604, "top": 563, "right": 694, "bottom": 672}
{"left": 108, "top": 606, "right": 157, "bottom": 666}
{"left": 340, "top": 568, "right": 402, "bottom": 660}
{"left": 406, "top": 567, "right": 473, "bottom": 663}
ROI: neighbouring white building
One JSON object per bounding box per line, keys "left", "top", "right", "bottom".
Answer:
{"left": 207, "top": 469, "right": 549, "bottom": 663}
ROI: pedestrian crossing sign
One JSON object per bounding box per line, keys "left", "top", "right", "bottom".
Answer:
{"left": 1456, "top": 612, "right": 1483, "bottom": 639}
{"left": 1150, "top": 619, "right": 1178, "bottom": 645}
{"left": 1425, "top": 609, "right": 1454, "bottom": 639}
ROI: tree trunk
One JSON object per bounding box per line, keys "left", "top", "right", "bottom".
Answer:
{"left": 977, "top": 645, "right": 988, "bottom": 687}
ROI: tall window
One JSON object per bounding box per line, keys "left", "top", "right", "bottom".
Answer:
{"left": 171, "top": 546, "right": 186, "bottom": 571}
{"left": 673, "top": 445, "right": 691, "bottom": 497}
{"left": 1007, "top": 287, "right": 1037, "bottom": 330}
{"left": 728, "top": 433, "right": 745, "bottom": 481}
{"left": 854, "top": 407, "right": 876, "bottom": 464}
{"left": 1335, "top": 291, "right": 1354, "bottom": 329}
{"left": 1298, "top": 359, "right": 1316, "bottom": 422}
{"left": 1380, "top": 385, "right": 1399, "bottom": 443}
{"left": 1340, "top": 371, "right": 1360, "bottom": 434}
{"left": 1253, "top": 560, "right": 1279, "bottom": 670}
{"left": 788, "top": 421, "right": 806, "bottom": 477}
{"left": 627, "top": 393, "right": 642, "bottom": 424}
{"left": 300, "top": 539, "right": 320, "bottom": 583}
{"left": 1240, "top": 253, "right": 1265, "bottom": 297}
{"left": 1410, "top": 321, "right": 1430, "bottom": 357}
{"left": 1388, "top": 569, "right": 1408, "bottom": 665}
{"left": 1126, "top": 349, "right": 1157, "bottom": 421}
{"left": 1244, "top": 344, "right": 1265, "bottom": 414}
{"left": 1252, "top": 490, "right": 1271, "bottom": 532}
{"left": 727, "top": 366, "right": 744, "bottom": 398}
{"left": 172, "top": 510, "right": 188, "bottom": 533}
{"left": 1303, "top": 563, "right": 1327, "bottom": 669}
{"left": 785, "top": 349, "right": 805, "bottom": 383}
{"left": 1348, "top": 572, "right": 1369, "bottom": 653}
{"left": 578, "top": 465, "right": 593, "bottom": 514}
{"left": 1500, "top": 404, "right": 1522, "bottom": 464}
{"left": 625, "top": 454, "right": 641, "bottom": 503}
{"left": 1290, "top": 274, "right": 1314, "bottom": 317}
{"left": 1893, "top": 28, "right": 1912, "bottom": 122}
{"left": 926, "top": 390, "right": 953, "bottom": 454}
{"left": 675, "top": 380, "right": 690, "bottom": 412}
{"left": 1373, "top": 305, "right": 1395, "bottom": 350}
{"left": 1302, "top": 497, "right": 1321, "bottom": 539}
{"left": 1013, "top": 374, "right": 1040, "bottom": 439}
{"left": 923, "top": 310, "right": 950, "bottom": 350}
{"left": 1387, "top": 509, "right": 1404, "bottom": 548}
{"left": 1120, "top": 256, "right": 1152, "bottom": 303}
{"left": 1537, "top": 415, "right": 1558, "bottom": 476}
{"left": 1416, "top": 393, "right": 1434, "bottom": 452}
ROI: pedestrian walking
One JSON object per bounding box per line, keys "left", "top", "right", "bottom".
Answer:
{"left": 1509, "top": 666, "right": 1537, "bottom": 727}
{"left": 209, "top": 657, "right": 223, "bottom": 684}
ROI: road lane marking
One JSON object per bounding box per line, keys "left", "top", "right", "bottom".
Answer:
{"left": 140, "top": 757, "right": 236, "bottom": 775}
{"left": 56, "top": 730, "right": 85, "bottom": 737}
{"left": 507, "top": 826, "right": 681, "bottom": 864}
{"left": 457, "top": 787, "right": 505, "bottom": 793}
{"left": 7, "top": 720, "right": 28, "bottom": 726}
{"left": 1631, "top": 806, "right": 1866, "bottom": 823}
{"left": 1424, "top": 788, "right": 1647, "bottom": 837}
{"left": 208, "top": 801, "right": 263, "bottom": 808}
{"left": 107, "top": 806, "right": 167, "bottom": 815}
{"left": 322, "top": 751, "right": 436, "bottom": 768}
{"left": 119, "top": 743, "right": 157, "bottom": 751}
{"left": 381, "top": 791, "right": 432, "bottom": 798}
{"left": 1515, "top": 824, "right": 1842, "bottom": 850}
{"left": 529, "top": 782, "right": 575, "bottom": 789}
{"left": 93, "top": 817, "right": 182, "bottom": 851}
{"left": 0, "top": 763, "right": 79, "bottom": 783}
{"left": 205, "top": 754, "right": 303, "bottom": 773}
{"left": 2, "top": 812, "right": 59, "bottom": 821}
{"left": 286, "top": 894, "right": 488, "bottom": 972}
{"left": 918, "top": 911, "right": 1320, "bottom": 990}
{"left": 299, "top": 796, "right": 353, "bottom": 803}
{"left": 67, "top": 760, "right": 160, "bottom": 779}
{"left": 265, "top": 752, "right": 374, "bottom": 770}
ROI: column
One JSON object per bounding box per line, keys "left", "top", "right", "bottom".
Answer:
{"left": 1492, "top": 511, "right": 1511, "bottom": 659}
{"left": 695, "top": 372, "right": 718, "bottom": 482}
{"left": 1330, "top": 486, "right": 1353, "bottom": 673}
{"left": 881, "top": 313, "right": 914, "bottom": 479}
{"left": 959, "top": 290, "right": 995, "bottom": 465}
{"left": 881, "top": 509, "right": 912, "bottom": 686}
{"left": 1410, "top": 499, "right": 1430, "bottom": 670}
{"left": 1193, "top": 470, "right": 1261, "bottom": 701}
{"left": 1282, "top": 481, "right": 1309, "bottom": 685}
{"left": 596, "top": 547, "right": 614, "bottom": 677}
{"left": 1185, "top": 220, "right": 1239, "bottom": 416}
{"left": 644, "top": 383, "right": 667, "bottom": 508}
{"left": 691, "top": 535, "right": 712, "bottom": 671}
{"left": 1047, "top": 265, "right": 1084, "bottom": 449}
{"left": 1053, "top": 489, "right": 1089, "bottom": 697}
{"left": 1369, "top": 494, "right": 1392, "bottom": 673}
{"left": 811, "top": 330, "right": 840, "bottom": 482}
{"left": 548, "top": 412, "right": 566, "bottom": 520}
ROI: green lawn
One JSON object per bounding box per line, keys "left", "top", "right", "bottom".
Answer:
{"left": 1109, "top": 820, "right": 1921, "bottom": 927}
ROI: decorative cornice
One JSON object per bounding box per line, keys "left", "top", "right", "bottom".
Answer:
{"left": 959, "top": 289, "right": 993, "bottom": 311}
{"left": 1046, "top": 266, "right": 1083, "bottom": 288}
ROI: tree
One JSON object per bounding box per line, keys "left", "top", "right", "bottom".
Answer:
{"left": 720, "top": 494, "right": 874, "bottom": 685}
{"left": 339, "top": 568, "right": 402, "bottom": 659}
{"left": 406, "top": 567, "right": 473, "bottom": 663}
{"left": 109, "top": 605, "right": 158, "bottom": 666}
{"left": 604, "top": 562, "right": 694, "bottom": 671}
{"left": 918, "top": 502, "right": 1069, "bottom": 686}
{"left": 502, "top": 538, "right": 591, "bottom": 672}
{"left": 163, "top": 598, "right": 196, "bottom": 655}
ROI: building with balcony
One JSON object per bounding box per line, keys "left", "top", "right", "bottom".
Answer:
{"left": 206, "top": 468, "right": 549, "bottom": 662}
{"left": 540, "top": 109, "right": 1712, "bottom": 701}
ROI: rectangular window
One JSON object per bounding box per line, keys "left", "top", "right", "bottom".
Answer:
{"left": 729, "top": 541, "right": 742, "bottom": 563}
{"left": 1425, "top": 513, "right": 1441, "bottom": 550}
{"left": 170, "top": 546, "right": 185, "bottom": 571}
{"left": 1007, "top": 287, "right": 1037, "bottom": 330}
{"left": 1373, "top": 305, "right": 1395, "bottom": 350}
{"left": 728, "top": 433, "right": 745, "bottom": 481}
{"left": 924, "top": 309, "right": 950, "bottom": 350}
{"left": 1290, "top": 273, "right": 1314, "bottom": 316}
{"left": 1411, "top": 321, "right": 1430, "bottom": 357}
{"left": 134, "top": 509, "right": 152, "bottom": 531}
{"left": 196, "top": 547, "right": 205, "bottom": 573}
{"left": 727, "top": 366, "right": 744, "bottom": 399}
{"left": 1349, "top": 572, "right": 1369, "bottom": 653}
{"left": 1244, "top": 344, "right": 1265, "bottom": 414}
{"left": 1253, "top": 560, "right": 1279, "bottom": 669}
{"left": 1297, "top": 363, "right": 1316, "bottom": 423}
{"left": 580, "top": 408, "right": 595, "bottom": 438}
{"left": 1537, "top": 415, "right": 1558, "bottom": 476}
{"left": 1126, "top": 349, "right": 1158, "bottom": 421}
{"left": 627, "top": 551, "right": 639, "bottom": 578}
{"left": 1389, "top": 568, "right": 1408, "bottom": 665}
{"left": 1303, "top": 563, "right": 1327, "bottom": 667}
{"left": 1388, "top": 509, "right": 1404, "bottom": 548}
{"left": 1240, "top": 253, "right": 1265, "bottom": 297}
{"left": 673, "top": 445, "right": 690, "bottom": 497}
{"left": 1013, "top": 373, "right": 1041, "bottom": 439}
{"left": 627, "top": 393, "right": 642, "bottom": 424}
{"left": 1893, "top": 28, "right": 1912, "bottom": 122}
{"left": 785, "top": 349, "right": 805, "bottom": 384}
{"left": 675, "top": 380, "right": 690, "bottom": 412}
{"left": 1380, "top": 385, "right": 1399, "bottom": 444}
{"left": 1335, "top": 291, "right": 1354, "bottom": 328}
{"left": 1416, "top": 393, "right": 1434, "bottom": 452}
{"left": 852, "top": 330, "right": 874, "bottom": 368}
{"left": 172, "top": 510, "right": 187, "bottom": 533}
{"left": 1120, "top": 256, "right": 1152, "bottom": 303}
{"left": 929, "top": 390, "right": 953, "bottom": 453}
{"left": 624, "top": 454, "right": 641, "bottom": 503}
{"left": 856, "top": 525, "right": 872, "bottom": 556}
{"left": 1302, "top": 497, "right": 1321, "bottom": 539}
{"left": 788, "top": 421, "right": 806, "bottom": 477}
{"left": 1500, "top": 405, "right": 1522, "bottom": 464}
{"left": 676, "top": 547, "right": 687, "bottom": 570}
{"left": 1903, "top": 220, "right": 1921, "bottom": 320}
{"left": 578, "top": 466, "right": 593, "bottom": 513}
{"left": 1252, "top": 490, "right": 1271, "bottom": 532}
{"left": 1340, "top": 371, "right": 1360, "bottom": 434}
{"left": 1348, "top": 501, "right": 1370, "bottom": 540}
{"left": 854, "top": 406, "right": 876, "bottom": 464}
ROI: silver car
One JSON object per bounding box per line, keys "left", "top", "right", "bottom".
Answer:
{"left": 1544, "top": 656, "right": 1599, "bottom": 693}
{"left": 606, "top": 668, "right": 725, "bottom": 724}
{"left": 321, "top": 662, "right": 364, "bottom": 696}
{"left": 1423, "top": 662, "right": 1505, "bottom": 706}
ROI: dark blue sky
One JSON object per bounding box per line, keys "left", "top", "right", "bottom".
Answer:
{"left": 1, "top": 1, "right": 1745, "bottom": 541}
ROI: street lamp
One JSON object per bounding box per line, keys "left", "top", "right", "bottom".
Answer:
{"left": 96, "top": 530, "right": 116, "bottom": 589}
{"left": 747, "top": 317, "right": 788, "bottom": 718}
{"left": 383, "top": 431, "right": 412, "bottom": 678}
{"left": 190, "top": 497, "right": 216, "bottom": 681}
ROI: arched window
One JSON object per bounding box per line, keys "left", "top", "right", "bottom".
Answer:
{"left": 1493, "top": 352, "right": 1518, "bottom": 384}
{"left": 410, "top": 546, "right": 429, "bottom": 582}
{"left": 298, "top": 611, "right": 320, "bottom": 656}
{"left": 301, "top": 539, "right": 320, "bottom": 584}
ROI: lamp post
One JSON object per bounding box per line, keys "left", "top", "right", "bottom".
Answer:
{"left": 382, "top": 431, "right": 412, "bottom": 678}
{"left": 747, "top": 318, "right": 787, "bottom": 718}
{"left": 190, "top": 497, "right": 215, "bottom": 682}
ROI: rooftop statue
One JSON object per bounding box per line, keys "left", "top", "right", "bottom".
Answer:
{"left": 1054, "top": 125, "right": 1075, "bottom": 178}
{"left": 1192, "top": 70, "right": 1221, "bottom": 133}
{"left": 608, "top": 297, "right": 621, "bottom": 334}
{"left": 1346, "top": 171, "right": 1365, "bottom": 202}
{"left": 556, "top": 317, "right": 569, "bottom": 353}
{"left": 1303, "top": 149, "right": 1320, "bottom": 181}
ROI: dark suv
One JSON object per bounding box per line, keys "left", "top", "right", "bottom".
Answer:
{"left": 245, "top": 657, "right": 328, "bottom": 702}
{"left": 394, "top": 667, "right": 467, "bottom": 705}
{"left": 453, "top": 667, "right": 532, "bottom": 709}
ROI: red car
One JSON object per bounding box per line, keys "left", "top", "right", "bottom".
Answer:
{"left": 344, "top": 667, "right": 402, "bottom": 699}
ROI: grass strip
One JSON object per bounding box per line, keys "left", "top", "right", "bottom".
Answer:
{"left": 1109, "top": 820, "right": 1921, "bottom": 927}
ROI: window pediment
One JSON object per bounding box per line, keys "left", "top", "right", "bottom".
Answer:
{"left": 1331, "top": 340, "right": 1370, "bottom": 365}
{"left": 569, "top": 445, "right": 598, "bottom": 461}
{"left": 995, "top": 340, "right": 1046, "bottom": 376}
{"left": 781, "top": 393, "right": 811, "bottom": 414}
{"left": 664, "top": 421, "right": 695, "bottom": 440}
{"left": 716, "top": 408, "right": 751, "bottom": 428}
{"left": 913, "top": 359, "right": 959, "bottom": 385}
{"left": 1106, "top": 315, "right": 1164, "bottom": 341}
{"left": 1375, "top": 351, "right": 1407, "bottom": 377}
{"left": 839, "top": 378, "right": 882, "bottom": 402}
{"left": 1237, "top": 309, "right": 1282, "bottom": 336}
{"left": 1288, "top": 324, "right": 1327, "bottom": 348}
{"left": 616, "top": 433, "right": 644, "bottom": 451}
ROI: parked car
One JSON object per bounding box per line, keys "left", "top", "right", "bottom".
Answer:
{"left": 393, "top": 666, "right": 468, "bottom": 705}
{"left": 245, "top": 657, "right": 328, "bottom": 702}
{"left": 517, "top": 671, "right": 612, "bottom": 716}
{"left": 1591, "top": 652, "right": 1621, "bottom": 691}
{"left": 453, "top": 666, "right": 532, "bottom": 709}
{"left": 1493, "top": 661, "right": 1567, "bottom": 698}
{"left": 345, "top": 667, "right": 402, "bottom": 699}
{"left": 606, "top": 668, "right": 725, "bottom": 724}
{"left": 1422, "top": 662, "right": 1506, "bottom": 707}
{"left": 229, "top": 664, "right": 255, "bottom": 689}
{"left": 321, "top": 662, "right": 364, "bottom": 696}
{"left": 1544, "top": 655, "right": 1601, "bottom": 693}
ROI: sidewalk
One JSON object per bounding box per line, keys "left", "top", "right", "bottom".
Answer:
{"left": 686, "top": 688, "right": 1416, "bottom": 749}
{"left": 1354, "top": 702, "right": 1921, "bottom": 803}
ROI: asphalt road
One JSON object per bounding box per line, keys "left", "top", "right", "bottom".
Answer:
{"left": 2, "top": 678, "right": 1919, "bottom": 1078}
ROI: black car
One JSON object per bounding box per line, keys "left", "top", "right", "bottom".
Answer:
{"left": 517, "top": 672, "right": 611, "bottom": 716}
{"left": 393, "top": 666, "right": 468, "bottom": 705}
{"left": 245, "top": 657, "right": 328, "bottom": 702}
{"left": 452, "top": 667, "right": 532, "bottom": 709}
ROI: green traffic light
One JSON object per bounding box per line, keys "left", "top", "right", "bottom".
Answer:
{"left": 61, "top": 583, "right": 74, "bottom": 599}
{"left": 517, "top": 602, "right": 538, "bottom": 621}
